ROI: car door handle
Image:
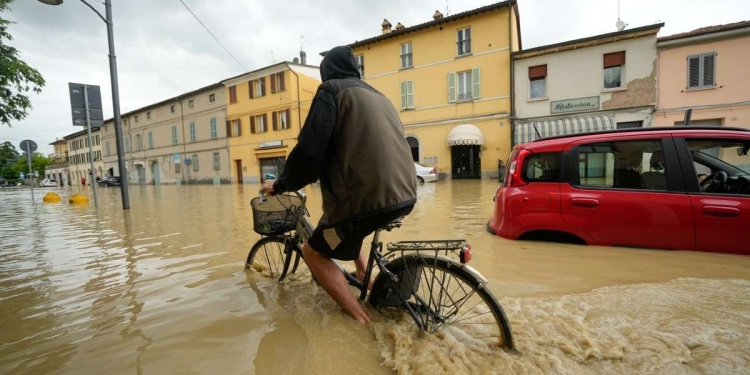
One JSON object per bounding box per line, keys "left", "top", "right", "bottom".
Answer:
{"left": 702, "top": 206, "right": 740, "bottom": 218}
{"left": 571, "top": 198, "right": 600, "bottom": 208}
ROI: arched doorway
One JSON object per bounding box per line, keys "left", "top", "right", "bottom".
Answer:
{"left": 136, "top": 165, "right": 146, "bottom": 185}
{"left": 447, "top": 124, "right": 484, "bottom": 179}
{"left": 151, "top": 161, "right": 160, "bottom": 185}
{"left": 406, "top": 136, "right": 420, "bottom": 162}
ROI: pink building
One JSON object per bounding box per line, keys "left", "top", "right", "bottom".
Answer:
{"left": 655, "top": 21, "right": 750, "bottom": 127}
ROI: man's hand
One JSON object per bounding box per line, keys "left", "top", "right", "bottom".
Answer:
{"left": 262, "top": 179, "right": 276, "bottom": 196}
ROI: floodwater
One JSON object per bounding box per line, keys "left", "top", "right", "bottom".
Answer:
{"left": 2, "top": 180, "right": 750, "bottom": 375}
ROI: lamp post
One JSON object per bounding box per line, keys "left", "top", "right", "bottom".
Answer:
{"left": 39, "top": 0, "right": 130, "bottom": 209}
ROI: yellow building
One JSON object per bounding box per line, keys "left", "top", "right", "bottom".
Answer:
{"left": 222, "top": 61, "right": 321, "bottom": 183}
{"left": 330, "top": 1, "right": 520, "bottom": 178}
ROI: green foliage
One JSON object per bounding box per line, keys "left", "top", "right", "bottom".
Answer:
{"left": 11, "top": 151, "right": 51, "bottom": 178}
{"left": 0, "top": 140, "right": 19, "bottom": 179}
{"left": 0, "top": 0, "right": 46, "bottom": 127}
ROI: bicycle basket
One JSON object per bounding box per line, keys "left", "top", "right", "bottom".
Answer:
{"left": 250, "top": 194, "right": 304, "bottom": 236}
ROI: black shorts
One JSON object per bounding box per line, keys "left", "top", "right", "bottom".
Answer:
{"left": 307, "top": 205, "right": 414, "bottom": 261}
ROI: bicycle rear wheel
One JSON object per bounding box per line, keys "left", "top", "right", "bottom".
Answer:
{"left": 246, "top": 236, "right": 312, "bottom": 285}
{"left": 370, "top": 254, "right": 514, "bottom": 350}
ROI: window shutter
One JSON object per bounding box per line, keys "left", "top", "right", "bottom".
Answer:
{"left": 270, "top": 75, "right": 277, "bottom": 93}
{"left": 603, "top": 51, "right": 626, "bottom": 68}
{"left": 261, "top": 77, "right": 266, "bottom": 96}
{"left": 529, "top": 65, "right": 547, "bottom": 79}
{"left": 229, "top": 86, "right": 237, "bottom": 103}
{"left": 263, "top": 114, "right": 268, "bottom": 132}
{"left": 400, "top": 81, "right": 407, "bottom": 109}
{"left": 250, "top": 116, "right": 256, "bottom": 134}
{"left": 249, "top": 81, "right": 254, "bottom": 99}
{"left": 279, "top": 73, "right": 286, "bottom": 91}
{"left": 286, "top": 109, "right": 291, "bottom": 128}
{"left": 407, "top": 81, "right": 414, "bottom": 109}
{"left": 237, "top": 118, "right": 242, "bottom": 136}
{"left": 272, "top": 111, "right": 278, "bottom": 130}
{"left": 688, "top": 56, "right": 701, "bottom": 89}
{"left": 703, "top": 53, "right": 715, "bottom": 87}
{"left": 472, "top": 67, "right": 481, "bottom": 99}
{"left": 448, "top": 72, "right": 456, "bottom": 103}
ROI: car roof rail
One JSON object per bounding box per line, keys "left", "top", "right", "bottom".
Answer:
{"left": 532, "top": 126, "right": 750, "bottom": 143}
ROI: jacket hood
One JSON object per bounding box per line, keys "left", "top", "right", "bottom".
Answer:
{"left": 320, "top": 46, "right": 360, "bottom": 82}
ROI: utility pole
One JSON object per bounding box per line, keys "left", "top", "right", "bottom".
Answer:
{"left": 84, "top": 85, "right": 99, "bottom": 208}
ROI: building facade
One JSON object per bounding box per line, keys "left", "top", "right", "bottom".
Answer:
{"left": 337, "top": 1, "right": 521, "bottom": 179}
{"left": 654, "top": 21, "right": 750, "bottom": 127}
{"left": 513, "top": 23, "right": 664, "bottom": 145}
{"left": 222, "top": 62, "right": 321, "bottom": 184}
{"left": 64, "top": 128, "right": 103, "bottom": 186}
{"left": 100, "top": 84, "right": 231, "bottom": 185}
{"left": 45, "top": 138, "right": 70, "bottom": 186}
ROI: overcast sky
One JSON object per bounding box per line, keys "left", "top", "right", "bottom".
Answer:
{"left": 2, "top": 0, "right": 748, "bottom": 154}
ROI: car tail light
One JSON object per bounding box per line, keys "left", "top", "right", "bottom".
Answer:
{"left": 460, "top": 244, "right": 472, "bottom": 264}
{"left": 504, "top": 149, "right": 531, "bottom": 187}
{"left": 429, "top": 168, "right": 436, "bottom": 174}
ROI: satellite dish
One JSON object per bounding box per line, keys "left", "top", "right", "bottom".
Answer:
{"left": 616, "top": 19, "right": 627, "bottom": 31}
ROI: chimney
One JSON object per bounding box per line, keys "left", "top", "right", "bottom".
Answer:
{"left": 293, "top": 57, "right": 300, "bottom": 64}
{"left": 382, "top": 19, "right": 392, "bottom": 34}
{"left": 433, "top": 10, "right": 444, "bottom": 20}
{"left": 300, "top": 50, "right": 307, "bottom": 65}
{"left": 395, "top": 22, "right": 405, "bottom": 31}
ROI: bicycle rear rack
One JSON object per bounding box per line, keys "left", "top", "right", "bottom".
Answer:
{"left": 387, "top": 240, "right": 468, "bottom": 251}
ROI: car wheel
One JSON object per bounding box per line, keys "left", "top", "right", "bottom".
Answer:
{"left": 417, "top": 176, "right": 425, "bottom": 183}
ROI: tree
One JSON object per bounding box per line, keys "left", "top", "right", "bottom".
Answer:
{"left": 0, "top": 0, "right": 45, "bottom": 127}
{"left": 11, "top": 151, "right": 51, "bottom": 178}
{"left": 0, "top": 140, "right": 19, "bottom": 179}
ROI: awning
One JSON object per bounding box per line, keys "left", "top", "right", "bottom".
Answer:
{"left": 513, "top": 114, "right": 615, "bottom": 145}
{"left": 446, "top": 124, "right": 485, "bottom": 146}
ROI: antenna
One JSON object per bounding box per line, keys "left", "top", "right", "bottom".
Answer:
{"left": 445, "top": 0, "right": 450, "bottom": 16}
{"left": 616, "top": 0, "right": 628, "bottom": 31}
{"left": 270, "top": 51, "right": 276, "bottom": 63}
{"left": 300, "top": 35, "right": 305, "bottom": 51}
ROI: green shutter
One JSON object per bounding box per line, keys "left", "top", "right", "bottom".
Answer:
{"left": 407, "top": 81, "right": 414, "bottom": 109}
{"left": 472, "top": 67, "right": 481, "bottom": 99}
{"left": 400, "top": 81, "right": 407, "bottom": 109}
{"left": 448, "top": 72, "right": 456, "bottom": 103}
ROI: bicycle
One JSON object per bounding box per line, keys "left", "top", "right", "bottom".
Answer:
{"left": 245, "top": 190, "right": 515, "bottom": 350}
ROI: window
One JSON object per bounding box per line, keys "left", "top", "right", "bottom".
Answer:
{"left": 96, "top": 135, "right": 100, "bottom": 146}
{"left": 457, "top": 71, "right": 472, "bottom": 101}
{"left": 523, "top": 152, "right": 562, "bottom": 182}
{"left": 448, "top": 68, "right": 481, "bottom": 103}
{"left": 231, "top": 119, "right": 241, "bottom": 137}
{"left": 147, "top": 111, "right": 152, "bottom": 120}
{"left": 192, "top": 154, "right": 199, "bottom": 172}
{"left": 686, "top": 139, "right": 750, "bottom": 195}
{"left": 175, "top": 161, "right": 181, "bottom": 174}
{"left": 603, "top": 51, "right": 625, "bottom": 89}
{"left": 400, "top": 80, "right": 414, "bottom": 109}
{"left": 271, "top": 72, "right": 286, "bottom": 93}
{"left": 457, "top": 27, "right": 471, "bottom": 56}
{"left": 274, "top": 110, "right": 290, "bottom": 130}
{"left": 209, "top": 93, "right": 216, "bottom": 102}
{"left": 252, "top": 114, "right": 267, "bottom": 133}
{"left": 229, "top": 85, "right": 237, "bottom": 103}
{"left": 210, "top": 117, "right": 218, "bottom": 138}
{"left": 148, "top": 131, "right": 153, "bottom": 148}
{"left": 617, "top": 121, "right": 642, "bottom": 129}
{"left": 171, "top": 105, "right": 176, "bottom": 113}
{"left": 213, "top": 152, "right": 221, "bottom": 170}
{"left": 125, "top": 135, "right": 131, "bottom": 152}
{"left": 136, "top": 134, "right": 143, "bottom": 150}
{"left": 688, "top": 53, "right": 716, "bottom": 90}
{"left": 529, "top": 65, "right": 547, "bottom": 99}
{"left": 251, "top": 78, "right": 265, "bottom": 98}
{"left": 189, "top": 122, "right": 196, "bottom": 142}
{"left": 135, "top": 115, "right": 139, "bottom": 123}
{"left": 171, "top": 126, "right": 178, "bottom": 145}
{"left": 355, "top": 54, "right": 365, "bottom": 77}
{"left": 400, "top": 42, "right": 413, "bottom": 69}
{"left": 575, "top": 139, "right": 667, "bottom": 191}
{"left": 188, "top": 99, "right": 194, "bottom": 108}
{"left": 106, "top": 141, "right": 111, "bottom": 156}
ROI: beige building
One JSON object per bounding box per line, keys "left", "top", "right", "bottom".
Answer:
{"left": 45, "top": 138, "right": 70, "bottom": 186}
{"left": 101, "top": 83, "right": 230, "bottom": 185}
{"left": 64, "top": 128, "right": 103, "bottom": 186}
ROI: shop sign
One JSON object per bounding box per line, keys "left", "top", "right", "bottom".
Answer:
{"left": 550, "top": 96, "right": 599, "bottom": 114}
{"left": 259, "top": 140, "right": 283, "bottom": 148}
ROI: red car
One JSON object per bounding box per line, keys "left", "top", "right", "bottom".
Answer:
{"left": 488, "top": 126, "right": 750, "bottom": 255}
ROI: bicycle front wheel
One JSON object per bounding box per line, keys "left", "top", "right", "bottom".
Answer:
{"left": 246, "top": 236, "right": 312, "bottom": 285}
{"left": 370, "top": 255, "right": 514, "bottom": 350}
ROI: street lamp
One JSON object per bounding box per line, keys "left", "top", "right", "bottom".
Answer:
{"left": 38, "top": 0, "right": 130, "bottom": 209}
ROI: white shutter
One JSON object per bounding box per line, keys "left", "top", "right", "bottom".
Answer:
{"left": 472, "top": 67, "right": 481, "bottom": 99}
{"left": 407, "top": 81, "right": 414, "bottom": 109}
{"left": 688, "top": 55, "right": 701, "bottom": 89}
{"left": 448, "top": 72, "right": 456, "bottom": 103}
{"left": 400, "top": 81, "right": 407, "bottom": 109}
{"left": 702, "top": 53, "right": 716, "bottom": 87}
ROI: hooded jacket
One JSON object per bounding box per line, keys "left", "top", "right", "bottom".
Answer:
{"left": 273, "top": 46, "right": 417, "bottom": 227}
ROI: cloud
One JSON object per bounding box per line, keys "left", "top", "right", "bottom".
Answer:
{"left": 3, "top": 0, "right": 748, "bottom": 154}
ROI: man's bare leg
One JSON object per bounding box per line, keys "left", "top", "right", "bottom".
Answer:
{"left": 354, "top": 249, "right": 374, "bottom": 291}
{"left": 302, "top": 242, "right": 371, "bottom": 324}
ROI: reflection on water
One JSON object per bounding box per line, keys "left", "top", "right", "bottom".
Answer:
{"left": 1, "top": 181, "right": 749, "bottom": 374}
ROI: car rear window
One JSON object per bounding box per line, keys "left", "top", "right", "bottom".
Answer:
{"left": 523, "top": 152, "right": 562, "bottom": 182}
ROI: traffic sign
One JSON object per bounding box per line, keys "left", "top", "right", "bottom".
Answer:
{"left": 20, "top": 140, "right": 37, "bottom": 153}
{"left": 68, "top": 82, "right": 104, "bottom": 127}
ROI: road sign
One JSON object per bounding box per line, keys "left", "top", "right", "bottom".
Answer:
{"left": 68, "top": 82, "right": 104, "bottom": 127}
{"left": 19, "top": 140, "right": 37, "bottom": 153}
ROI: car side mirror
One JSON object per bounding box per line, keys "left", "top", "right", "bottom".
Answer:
{"left": 737, "top": 147, "right": 749, "bottom": 156}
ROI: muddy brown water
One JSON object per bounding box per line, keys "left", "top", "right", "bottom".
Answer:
{"left": 1, "top": 181, "right": 749, "bottom": 374}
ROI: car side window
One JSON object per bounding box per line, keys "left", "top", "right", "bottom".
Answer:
{"left": 574, "top": 139, "right": 668, "bottom": 191}
{"left": 523, "top": 152, "right": 561, "bottom": 182}
{"left": 685, "top": 138, "right": 750, "bottom": 196}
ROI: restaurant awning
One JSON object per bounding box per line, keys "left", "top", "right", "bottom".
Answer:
{"left": 447, "top": 124, "right": 485, "bottom": 146}
{"left": 513, "top": 114, "right": 615, "bottom": 145}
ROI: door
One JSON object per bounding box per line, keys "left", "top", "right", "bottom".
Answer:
{"left": 560, "top": 137, "right": 695, "bottom": 250}
{"left": 677, "top": 136, "right": 750, "bottom": 254}
{"left": 137, "top": 165, "right": 146, "bottom": 185}
{"left": 235, "top": 160, "right": 243, "bottom": 184}
{"left": 151, "top": 161, "right": 160, "bottom": 185}
{"left": 451, "top": 145, "right": 481, "bottom": 179}
{"left": 406, "top": 136, "right": 420, "bottom": 162}
{"left": 259, "top": 157, "right": 286, "bottom": 181}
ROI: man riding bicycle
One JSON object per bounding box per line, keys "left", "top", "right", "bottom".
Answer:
{"left": 262, "top": 46, "right": 417, "bottom": 324}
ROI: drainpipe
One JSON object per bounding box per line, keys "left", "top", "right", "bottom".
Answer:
{"left": 289, "top": 66, "right": 303, "bottom": 137}
{"left": 508, "top": 1, "right": 516, "bottom": 147}
{"left": 178, "top": 98, "right": 188, "bottom": 184}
